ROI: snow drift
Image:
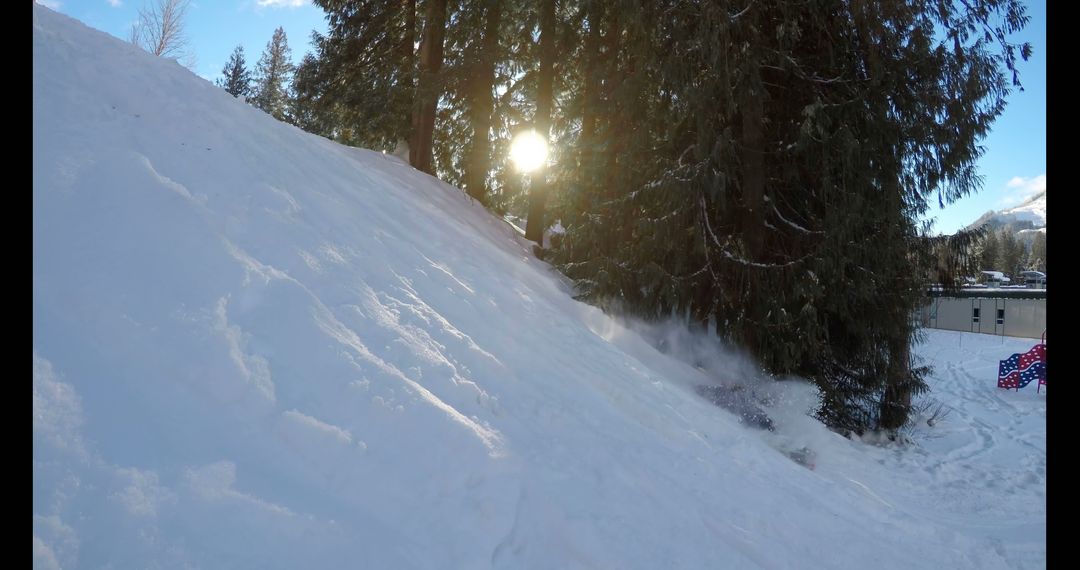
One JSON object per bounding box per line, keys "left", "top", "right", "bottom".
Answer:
{"left": 33, "top": 4, "right": 1043, "bottom": 568}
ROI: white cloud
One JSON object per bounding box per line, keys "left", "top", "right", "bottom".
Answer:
{"left": 999, "top": 173, "right": 1045, "bottom": 206}
{"left": 107, "top": 0, "right": 122, "bottom": 8}
{"left": 40, "top": 0, "right": 61, "bottom": 10}
{"left": 1006, "top": 174, "right": 1046, "bottom": 195}
{"left": 257, "top": 0, "right": 307, "bottom": 7}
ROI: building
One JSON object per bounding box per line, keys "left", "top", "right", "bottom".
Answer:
{"left": 918, "top": 288, "right": 1046, "bottom": 339}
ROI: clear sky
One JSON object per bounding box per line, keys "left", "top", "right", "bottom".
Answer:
{"left": 40, "top": 1, "right": 329, "bottom": 85}
{"left": 926, "top": 0, "right": 1047, "bottom": 234}
{"left": 40, "top": 1, "right": 1046, "bottom": 236}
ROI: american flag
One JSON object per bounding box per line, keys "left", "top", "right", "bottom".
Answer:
{"left": 998, "top": 343, "right": 1046, "bottom": 390}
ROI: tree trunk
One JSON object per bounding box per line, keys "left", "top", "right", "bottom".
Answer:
{"left": 580, "top": 12, "right": 600, "bottom": 150}
{"left": 600, "top": 9, "right": 620, "bottom": 202}
{"left": 570, "top": 6, "right": 601, "bottom": 225}
{"left": 525, "top": 0, "right": 557, "bottom": 244}
{"left": 410, "top": 0, "right": 446, "bottom": 175}
{"left": 403, "top": 0, "right": 417, "bottom": 165}
{"left": 741, "top": 58, "right": 765, "bottom": 260}
{"left": 465, "top": 0, "right": 503, "bottom": 204}
{"left": 879, "top": 330, "right": 913, "bottom": 431}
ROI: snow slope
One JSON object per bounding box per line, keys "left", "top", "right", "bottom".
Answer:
{"left": 33, "top": 5, "right": 1045, "bottom": 569}
{"left": 1000, "top": 192, "right": 1046, "bottom": 228}
{"left": 967, "top": 191, "right": 1046, "bottom": 233}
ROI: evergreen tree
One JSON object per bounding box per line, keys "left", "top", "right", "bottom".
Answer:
{"left": 253, "top": 27, "right": 294, "bottom": 122}
{"left": 304, "top": 0, "right": 419, "bottom": 151}
{"left": 298, "top": 0, "right": 1030, "bottom": 434}
{"left": 289, "top": 53, "right": 333, "bottom": 135}
{"left": 980, "top": 230, "right": 1000, "bottom": 271}
{"left": 998, "top": 229, "right": 1022, "bottom": 278}
{"left": 412, "top": 0, "right": 449, "bottom": 174}
{"left": 216, "top": 45, "right": 252, "bottom": 99}
{"left": 461, "top": 0, "right": 504, "bottom": 204}
{"left": 524, "top": 0, "right": 556, "bottom": 242}
{"left": 1029, "top": 231, "right": 1046, "bottom": 272}
{"left": 551, "top": 0, "right": 1031, "bottom": 433}
{"left": 919, "top": 226, "right": 987, "bottom": 288}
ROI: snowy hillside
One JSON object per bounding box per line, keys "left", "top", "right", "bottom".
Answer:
{"left": 33, "top": 5, "right": 1044, "bottom": 569}
{"left": 1001, "top": 191, "right": 1046, "bottom": 227}
{"left": 968, "top": 191, "right": 1046, "bottom": 232}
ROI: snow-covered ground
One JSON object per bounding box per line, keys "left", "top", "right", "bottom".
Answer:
{"left": 33, "top": 4, "right": 1045, "bottom": 568}
{"left": 855, "top": 330, "right": 1046, "bottom": 568}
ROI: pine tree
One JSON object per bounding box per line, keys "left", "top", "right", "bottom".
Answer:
{"left": 980, "top": 231, "right": 1000, "bottom": 271}
{"left": 297, "top": 0, "right": 1030, "bottom": 433}
{"left": 1029, "top": 232, "right": 1046, "bottom": 272}
{"left": 411, "top": 0, "right": 449, "bottom": 174}
{"left": 304, "top": 0, "right": 419, "bottom": 151}
{"left": 216, "top": 45, "right": 252, "bottom": 99}
{"left": 998, "top": 229, "right": 1022, "bottom": 278}
{"left": 524, "top": 0, "right": 556, "bottom": 243}
{"left": 551, "top": 0, "right": 1031, "bottom": 434}
{"left": 289, "top": 53, "right": 333, "bottom": 135}
{"left": 253, "top": 27, "right": 294, "bottom": 122}
{"left": 460, "top": 0, "right": 504, "bottom": 204}
{"left": 447, "top": 0, "right": 569, "bottom": 214}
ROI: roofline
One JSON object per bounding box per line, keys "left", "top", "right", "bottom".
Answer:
{"left": 926, "top": 288, "right": 1047, "bottom": 300}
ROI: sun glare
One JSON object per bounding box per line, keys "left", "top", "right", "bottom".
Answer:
{"left": 509, "top": 130, "right": 548, "bottom": 173}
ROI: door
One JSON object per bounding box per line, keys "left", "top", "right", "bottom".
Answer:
{"left": 993, "top": 298, "right": 1006, "bottom": 336}
{"left": 971, "top": 298, "right": 982, "bottom": 333}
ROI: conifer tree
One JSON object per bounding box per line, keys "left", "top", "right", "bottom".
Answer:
{"left": 461, "top": 0, "right": 504, "bottom": 204}
{"left": 253, "top": 27, "right": 294, "bottom": 122}
{"left": 289, "top": 53, "right": 333, "bottom": 135}
{"left": 1029, "top": 232, "right": 1046, "bottom": 272}
{"left": 998, "top": 229, "right": 1022, "bottom": 278}
{"left": 980, "top": 231, "right": 1000, "bottom": 271}
{"left": 524, "top": 0, "right": 556, "bottom": 243}
{"left": 298, "top": 0, "right": 1031, "bottom": 434}
{"left": 551, "top": 0, "right": 1031, "bottom": 433}
{"left": 216, "top": 45, "right": 252, "bottom": 99}
{"left": 305, "top": 0, "right": 419, "bottom": 152}
{"left": 411, "top": 0, "right": 449, "bottom": 174}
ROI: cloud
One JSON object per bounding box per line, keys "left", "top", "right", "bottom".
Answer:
{"left": 107, "top": 0, "right": 122, "bottom": 7}
{"left": 257, "top": 0, "right": 307, "bottom": 7}
{"left": 40, "top": 0, "right": 61, "bottom": 10}
{"left": 998, "top": 173, "right": 1045, "bottom": 206}
{"left": 1006, "top": 174, "right": 1046, "bottom": 195}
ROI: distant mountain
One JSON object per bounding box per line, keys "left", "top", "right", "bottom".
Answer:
{"left": 965, "top": 191, "right": 1046, "bottom": 235}
{"left": 999, "top": 191, "right": 1046, "bottom": 227}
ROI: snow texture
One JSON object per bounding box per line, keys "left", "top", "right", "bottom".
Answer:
{"left": 33, "top": 5, "right": 1044, "bottom": 568}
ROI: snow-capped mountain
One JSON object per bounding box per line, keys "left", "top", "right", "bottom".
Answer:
{"left": 967, "top": 190, "right": 1046, "bottom": 233}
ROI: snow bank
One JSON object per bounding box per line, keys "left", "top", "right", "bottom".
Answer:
{"left": 33, "top": 4, "right": 1043, "bottom": 568}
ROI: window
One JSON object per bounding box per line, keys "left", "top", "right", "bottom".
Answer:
{"left": 973, "top": 307, "right": 980, "bottom": 323}
{"left": 997, "top": 308, "right": 1005, "bottom": 325}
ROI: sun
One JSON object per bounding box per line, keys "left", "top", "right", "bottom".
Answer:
{"left": 509, "top": 130, "right": 548, "bottom": 173}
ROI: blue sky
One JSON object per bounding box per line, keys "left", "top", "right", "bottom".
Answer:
{"left": 41, "top": 0, "right": 1046, "bottom": 235}
{"left": 926, "top": 0, "right": 1047, "bottom": 234}
{"left": 42, "top": 1, "right": 329, "bottom": 84}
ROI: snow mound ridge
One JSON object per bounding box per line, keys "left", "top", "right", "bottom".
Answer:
{"left": 34, "top": 4, "right": 1036, "bottom": 569}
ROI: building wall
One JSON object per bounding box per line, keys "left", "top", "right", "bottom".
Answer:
{"left": 1002, "top": 298, "right": 1045, "bottom": 339}
{"left": 919, "top": 296, "right": 1046, "bottom": 339}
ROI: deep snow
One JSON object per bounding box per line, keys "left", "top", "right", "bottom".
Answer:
{"left": 33, "top": 4, "right": 1045, "bottom": 568}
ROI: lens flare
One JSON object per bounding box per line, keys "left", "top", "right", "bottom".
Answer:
{"left": 509, "top": 130, "right": 548, "bottom": 172}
